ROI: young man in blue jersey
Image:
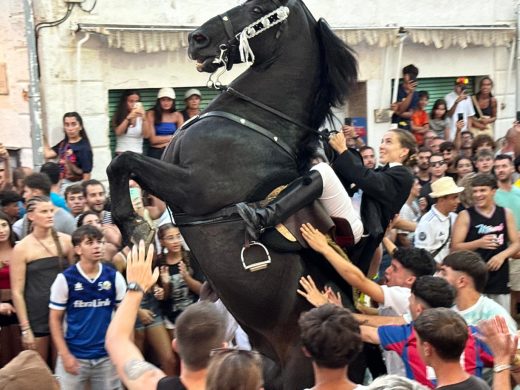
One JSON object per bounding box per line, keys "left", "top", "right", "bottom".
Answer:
{"left": 49, "top": 224, "right": 126, "bottom": 389}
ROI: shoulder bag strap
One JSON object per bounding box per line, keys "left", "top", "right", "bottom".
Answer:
{"left": 430, "top": 217, "right": 452, "bottom": 258}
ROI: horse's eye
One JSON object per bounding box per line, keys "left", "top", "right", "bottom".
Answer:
{"left": 252, "top": 6, "right": 263, "bottom": 14}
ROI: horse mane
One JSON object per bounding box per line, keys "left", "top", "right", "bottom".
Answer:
{"left": 296, "top": 11, "right": 358, "bottom": 173}
{"left": 313, "top": 18, "right": 358, "bottom": 129}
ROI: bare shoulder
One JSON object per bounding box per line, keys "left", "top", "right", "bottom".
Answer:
{"left": 455, "top": 209, "right": 469, "bottom": 221}
{"left": 14, "top": 235, "right": 32, "bottom": 253}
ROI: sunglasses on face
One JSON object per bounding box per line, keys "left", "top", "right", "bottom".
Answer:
{"left": 430, "top": 161, "right": 446, "bottom": 167}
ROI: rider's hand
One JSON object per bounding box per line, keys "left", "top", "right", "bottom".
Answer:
{"left": 328, "top": 132, "right": 347, "bottom": 154}
{"left": 300, "top": 223, "right": 329, "bottom": 254}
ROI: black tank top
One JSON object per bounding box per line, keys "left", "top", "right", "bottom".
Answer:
{"left": 157, "top": 376, "right": 186, "bottom": 390}
{"left": 465, "top": 206, "right": 509, "bottom": 294}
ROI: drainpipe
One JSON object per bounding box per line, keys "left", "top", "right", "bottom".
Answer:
{"left": 23, "top": 0, "right": 44, "bottom": 170}
{"left": 504, "top": 38, "right": 516, "bottom": 110}
{"left": 516, "top": 2, "right": 520, "bottom": 116}
{"left": 391, "top": 29, "right": 408, "bottom": 105}
{"left": 76, "top": 32, "right": 90, "bottom": 110}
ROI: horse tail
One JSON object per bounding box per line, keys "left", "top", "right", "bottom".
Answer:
{"left": 313, "top": 18, "right": 358, "bottom": 129}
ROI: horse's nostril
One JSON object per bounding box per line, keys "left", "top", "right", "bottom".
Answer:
{"left": 192, "top": 33, "right": 208, "bottom": 43}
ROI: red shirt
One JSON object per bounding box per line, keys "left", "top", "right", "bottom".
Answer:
{"left": 0, "top": 264, "right": 10, "bottom": 289}
{"left": 411, "top": 109, "right": 429, "bottom": 145}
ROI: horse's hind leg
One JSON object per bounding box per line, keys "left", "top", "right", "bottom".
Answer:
{"left": 107, "top": 152, "right": 190, "bottom": 244}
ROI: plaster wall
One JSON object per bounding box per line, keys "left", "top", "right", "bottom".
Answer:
{"left": 0, "top": 0, "right": 516, "bottom": 178}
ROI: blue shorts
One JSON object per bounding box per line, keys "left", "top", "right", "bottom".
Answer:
{"left": 134, "top": 292, "right": 164, "bottom": 330}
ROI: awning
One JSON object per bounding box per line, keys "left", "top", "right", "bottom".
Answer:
{"left": 78, "top": 23, "right": 516, "bottom": 53}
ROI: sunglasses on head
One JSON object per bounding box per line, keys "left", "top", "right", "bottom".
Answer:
{"left": 430, "top": 160, "right": 446, "bottom": 167}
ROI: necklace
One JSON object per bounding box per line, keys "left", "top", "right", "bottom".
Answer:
{"left": 34, "top": 235, "right": 56, "bottom": 257}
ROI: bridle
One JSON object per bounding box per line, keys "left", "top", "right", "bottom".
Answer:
{"left": 212, "top": 1, "right": 290, "bottom": 74}
{"left": 206, "top": 1, "right": 332, "bottom": 142}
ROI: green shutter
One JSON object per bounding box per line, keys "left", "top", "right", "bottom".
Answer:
{"left": 391, "top": 76, "right": 475, "bottom": 111}
{"left": 108, "top": 87, "right": 221, "bottom": 157}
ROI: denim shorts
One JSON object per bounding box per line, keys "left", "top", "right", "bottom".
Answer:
{"left": 134, "top": 292, "right": 164, "bottom": 331}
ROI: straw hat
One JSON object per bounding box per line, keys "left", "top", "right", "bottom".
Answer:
{"left": 429, "top": 176, "right": 464, "bottom": 198}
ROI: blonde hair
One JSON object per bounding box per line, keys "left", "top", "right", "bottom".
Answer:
{"left": 206, "top": 350, "right": 263, "bottom": 390}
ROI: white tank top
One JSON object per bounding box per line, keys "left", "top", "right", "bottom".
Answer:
{"left": 115, "top": 117, "right": 144, "bottom": 154}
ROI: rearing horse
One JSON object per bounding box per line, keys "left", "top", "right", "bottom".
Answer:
{"left": 107, "top": 0, "right": 357, "bottom": 388}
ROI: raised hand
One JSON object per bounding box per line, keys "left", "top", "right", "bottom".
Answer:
{"left": 297, "top": 275, "right": 328, "bottom": 307}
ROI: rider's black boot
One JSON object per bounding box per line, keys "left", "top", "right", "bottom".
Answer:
{"left": 237, "top": 170, "right": 323, "bottom": 240}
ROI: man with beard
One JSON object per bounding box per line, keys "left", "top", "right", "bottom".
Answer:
{"left": 440, "top": 141, "right": 457, "bottom": 179}
{"left": 359, "top": 146, "right": 377, "bottom": 170}
{"left": 416, "top": 147, "right": 432, "bottom": 186}
{"left": 82, "top": 179, "right": 112, "bottom": 224}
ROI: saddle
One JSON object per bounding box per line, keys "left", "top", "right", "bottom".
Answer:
{"left": 261, "top": 198, "right": 355, "bottom": 252}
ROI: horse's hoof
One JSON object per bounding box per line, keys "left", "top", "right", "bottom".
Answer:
{"left": 130, "top": 220, "right": 156, "bottom": 248}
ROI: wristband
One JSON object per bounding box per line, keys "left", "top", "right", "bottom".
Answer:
{"left": 493, "top": 364, "right": 511, "bottom": 373}
{"left": 21, "top": 329, "right": 31, "bottom": 336}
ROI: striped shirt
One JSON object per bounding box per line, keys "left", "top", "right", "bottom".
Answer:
{"left": 378, "top": 323, "right": 493, "bottom": 388}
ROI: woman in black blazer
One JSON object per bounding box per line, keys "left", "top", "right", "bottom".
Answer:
{"left": 329, "top": 129, "right": 416, "bottom": 274}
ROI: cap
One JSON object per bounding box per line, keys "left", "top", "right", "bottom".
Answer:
{"left": 157, "top": 87, "right": 176, "bottom": 100}
{"left": 429, "top": 177, "right": 464, "bottom": 198}
{"left": 455, "top": 77, "right": 469, "bottom": 85}
{"left": 184, "top": 88, "right": 202, "bottom": 100}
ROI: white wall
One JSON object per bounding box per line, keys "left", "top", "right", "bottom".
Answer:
{"left": 0, "top": 0, "right": 516, "bottom": 178}
{"left": 0, "top": 2, "right": 32, "bottom": 166}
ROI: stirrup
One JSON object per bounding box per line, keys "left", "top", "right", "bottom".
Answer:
{"left": 241, "top": 241, "right": 271, "bottom": 272}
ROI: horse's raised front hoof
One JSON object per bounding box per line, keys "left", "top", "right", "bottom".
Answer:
{"left": 130, "top": 219, "right": 156, "bottom": 248}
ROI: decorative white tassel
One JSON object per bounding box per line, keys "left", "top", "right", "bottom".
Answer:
{"left": 239, "top": 29, "right": 255, "bottom": 63}
{"left": 236, "top": 6, "right": 290, "bottom": 65}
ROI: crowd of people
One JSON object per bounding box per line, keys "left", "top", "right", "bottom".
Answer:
{"left": 0, "top": 68, "right": 520, "bottom": 390}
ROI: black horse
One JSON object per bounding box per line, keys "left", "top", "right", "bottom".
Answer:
{"left": 107, "top": 0, "right": 358, "bottom": 388}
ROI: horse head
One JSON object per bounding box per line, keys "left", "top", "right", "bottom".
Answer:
{"left": 188, "top": 0, "right": 294, "bottom": 73}
{"left": 189, "top": 0, "right": 358, "bottom": 132}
